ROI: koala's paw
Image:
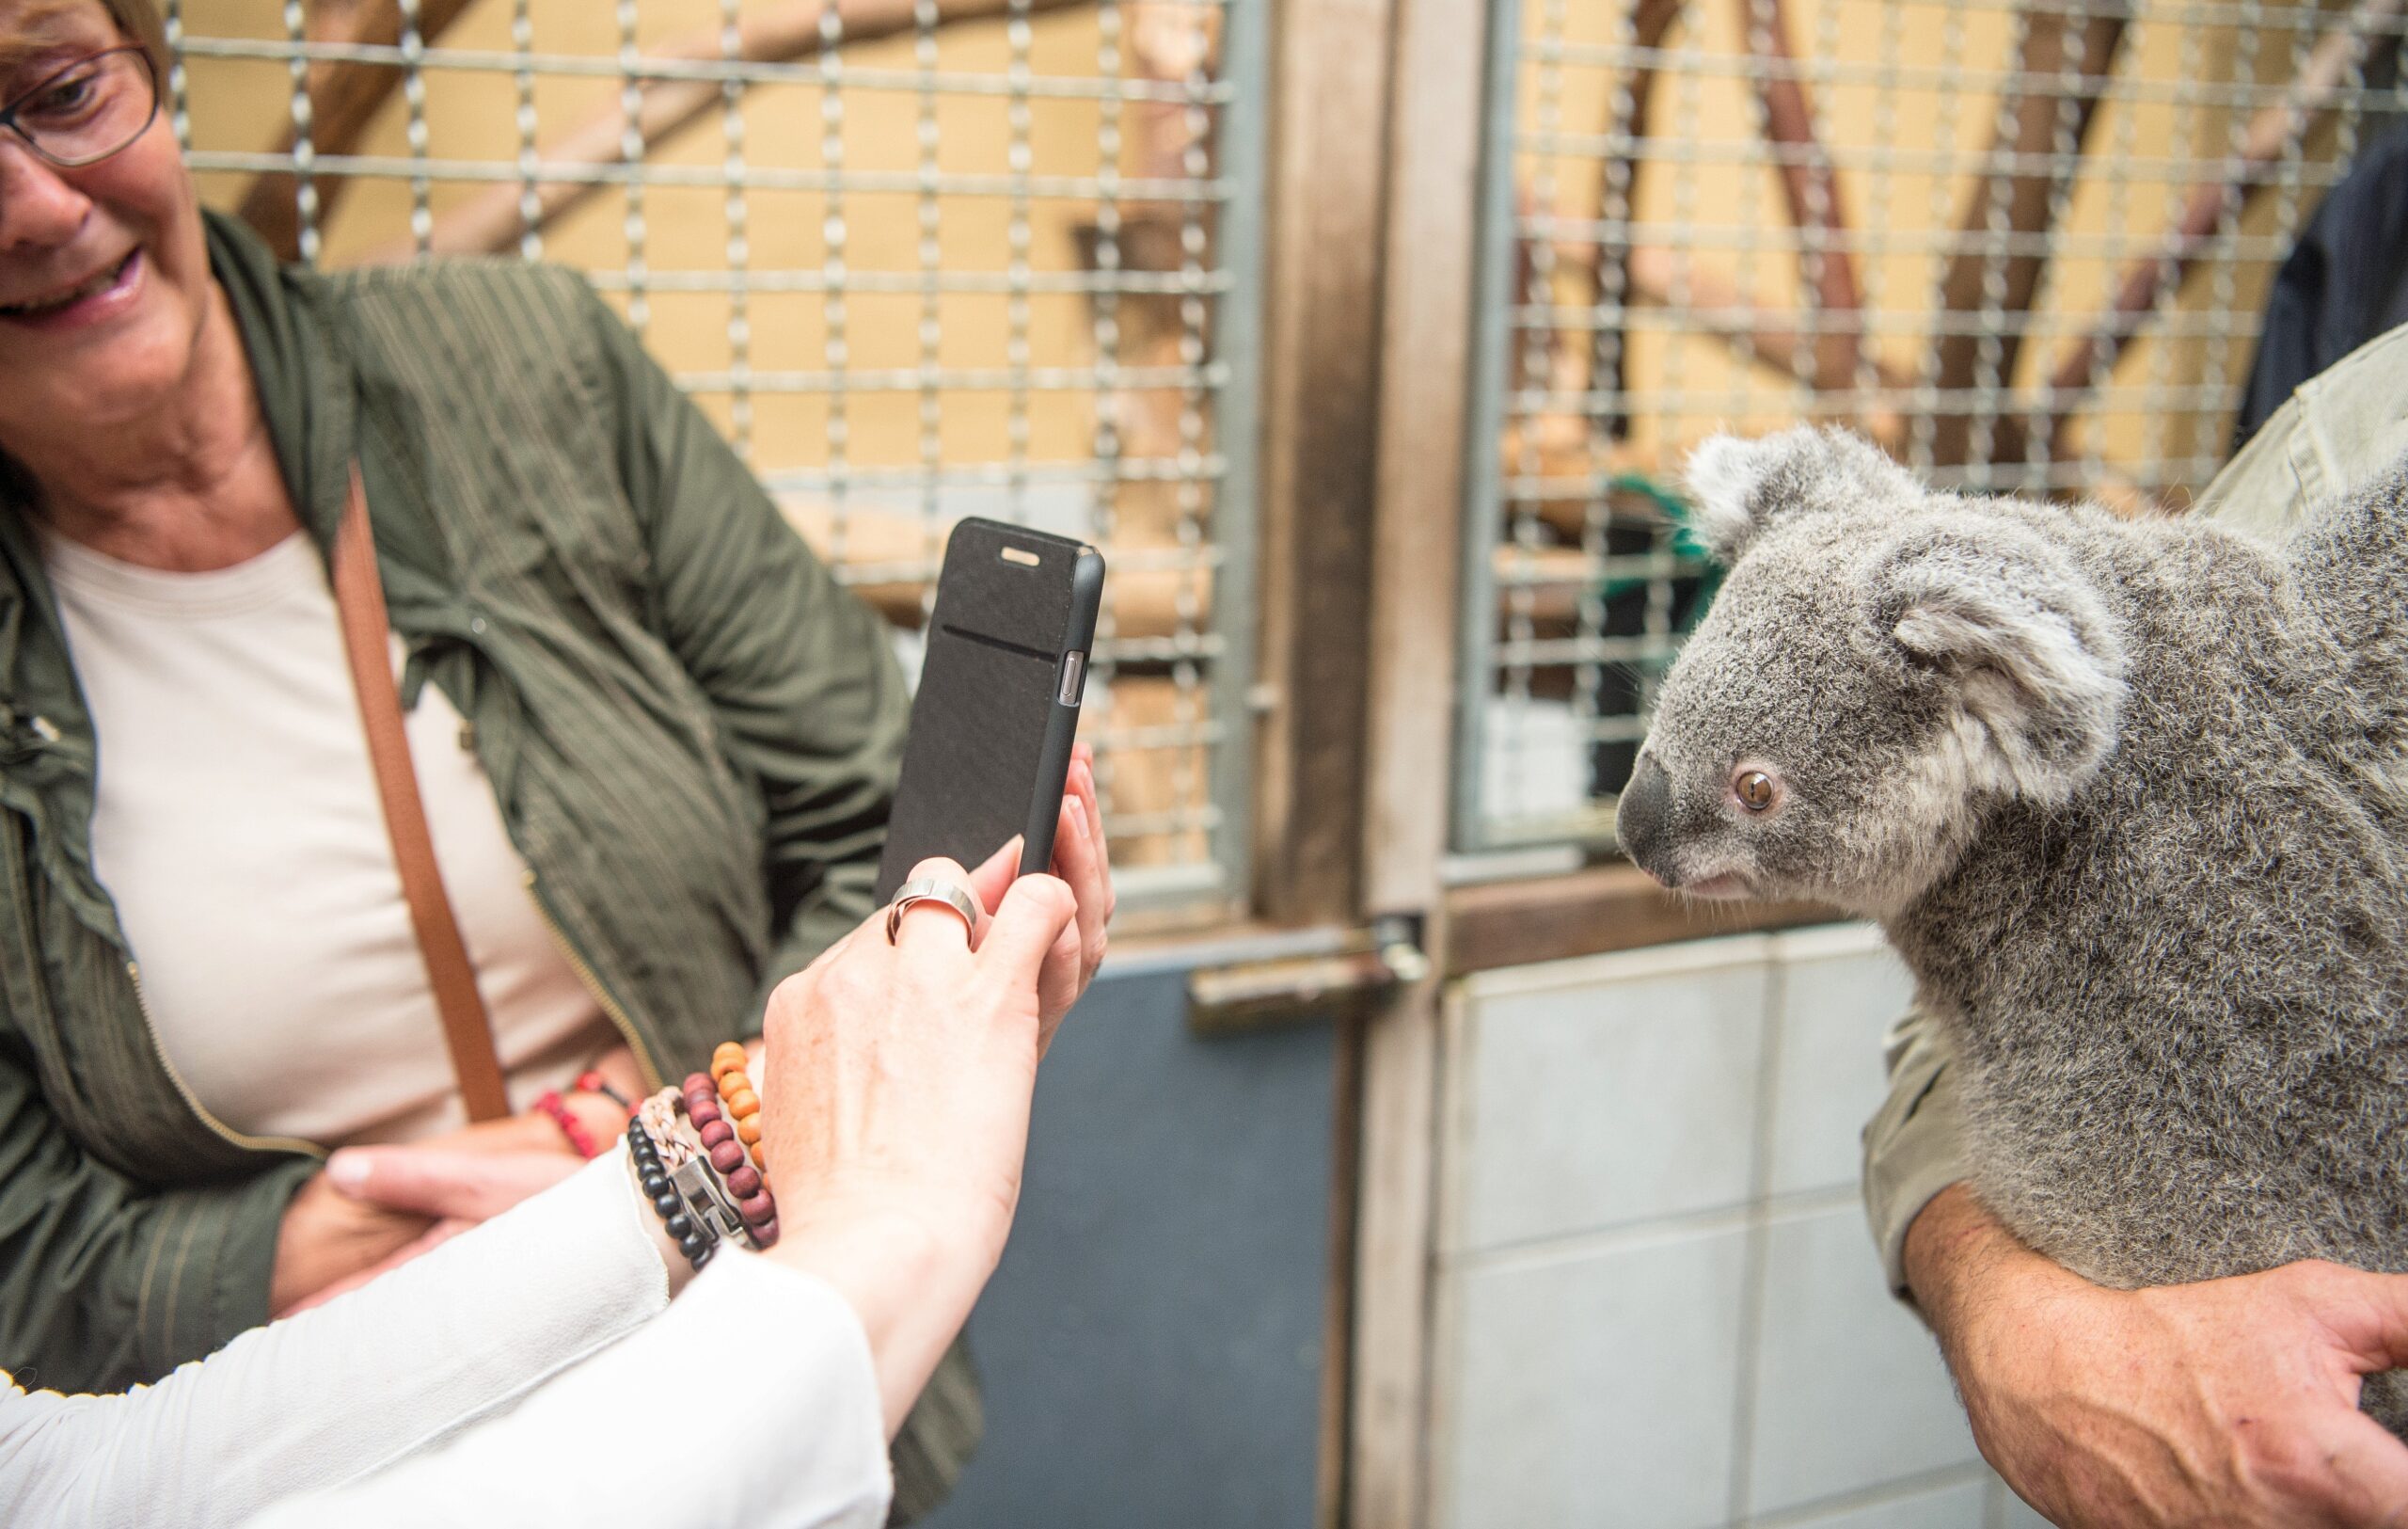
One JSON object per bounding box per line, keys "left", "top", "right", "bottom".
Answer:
{"left": 1683, "top": 425, "right": 1909, "bottom": 564}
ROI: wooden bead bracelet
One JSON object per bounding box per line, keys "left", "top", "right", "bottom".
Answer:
{"left": 684, "top": 1069, "right": 779, "bottom": 1250}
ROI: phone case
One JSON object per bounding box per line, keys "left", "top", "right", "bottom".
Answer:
{"left": 873, "top": 518, "right": 1106, "bottom": 903}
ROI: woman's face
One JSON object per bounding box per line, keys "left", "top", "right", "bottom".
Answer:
{"left": 0, "top": 0, "right": 212, "bottom": 434}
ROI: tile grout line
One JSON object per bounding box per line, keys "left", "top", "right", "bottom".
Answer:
{"left": 1423, "top": 989, "right": 1473, "bottom": 1527}
{"left": 1744, "top": 1460, "right": 2000, "bottom": 1529}
{"left": 1728, "top": 951, "right": 1789, "bottom": 1525}
{"left": 1444, "top": 1181, "right": 1862, "bottom": 1270}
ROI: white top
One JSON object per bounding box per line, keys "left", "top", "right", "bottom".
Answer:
{"left": 0, "top": 1155, "right": 891, "bottom": 1529}
{"left": 43, "top": 530, "right": 613, "bottom": 1144}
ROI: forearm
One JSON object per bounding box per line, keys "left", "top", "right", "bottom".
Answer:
{"left": 0, "top": 1155, "right": 671, "bottom": 1529}
{"left": 585, "top": 286, "right": 907, "bottom": 996}
{"left": 1900, "top": 1183, "right": 2077, "bottom": 1359}
{"left": 769, "top": 1202, "right": 1002, "bottom": 1440}
{"left": 0, "top": 1100, "right": 318, "bottom": 1393}
{"left": 241, "top": 1252, "right": 891, "bottom": 1529}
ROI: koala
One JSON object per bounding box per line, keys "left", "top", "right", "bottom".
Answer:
{"left": 1619, "top": 426, "right": 2408, "bottom": 1427}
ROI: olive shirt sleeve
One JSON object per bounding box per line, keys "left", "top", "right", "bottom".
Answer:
{"left": 578, "top": 292, "right": 913, "bottom": 1021}
{"left": 1859, "top": 1003, "right": 1971, "bottom": 1299}
{"left": 0, "top": 1043, "right": 317, "bottom": 1395}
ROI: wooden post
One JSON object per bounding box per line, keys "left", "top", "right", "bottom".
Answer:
{"left": 1344, "top": 0, "right": 1485, "bottom": 1522}
{"left": 1250, "top": 0, "right": 1395, "bottom": 929}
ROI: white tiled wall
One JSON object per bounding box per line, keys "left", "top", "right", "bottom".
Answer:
{"left": 1429, "top": 926, "right": 2042, "bottom": 1528}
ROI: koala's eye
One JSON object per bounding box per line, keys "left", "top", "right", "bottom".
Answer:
{"left": 1735, "top": 770, "right": 1776, "bottom": 813}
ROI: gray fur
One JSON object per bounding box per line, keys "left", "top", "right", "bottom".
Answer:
{"left": 1622, "top": 426, "right": 2408, "bottom": 1427}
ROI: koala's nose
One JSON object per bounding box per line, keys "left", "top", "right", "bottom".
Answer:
{"left": 1617, "top": 754, "right": 1676, "bottom": 885}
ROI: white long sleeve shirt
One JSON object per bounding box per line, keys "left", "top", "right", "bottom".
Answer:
{"left": 0, "top": 1155, "right": 890, "bottom": 1529}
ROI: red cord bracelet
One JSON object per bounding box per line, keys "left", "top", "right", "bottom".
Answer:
{"left": 573, "top": 1069, "right": 636, "bottom": 1116}
{"left": 534, "top": 1089, "right": 604, "bottom": 1160}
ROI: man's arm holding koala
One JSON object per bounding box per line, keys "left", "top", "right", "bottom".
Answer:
{"left": 1868, "top": 1011, "right": 2408, "bottom": 1528}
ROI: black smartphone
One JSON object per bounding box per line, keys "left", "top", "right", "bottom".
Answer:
{"left": 873, "top": 518, "right": 1107, "bottom": 903}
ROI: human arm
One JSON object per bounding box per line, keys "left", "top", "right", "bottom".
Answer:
{"left": 1867, "top": 1010, "right": 2408, "bottom": 1527}
{"left": 239, "top": 1247, "right": 893, "bottom": 1529}
{"left": 0, "top": 1041, "right": 323, "bottom": 1394}
{"left": 1905, "top": 1187, "right": 2408, "bottom": 1528}
{"left": 272, "top": 1070, "right": 648, "bottom": 1315}
{"left": 238, "top": 863, "right": 1085, "bottom": 1527}
{"left": 582, "top": 290, "right": 911, "bottom": 1007}
{"left": 0, "top": 1152, "right": 674, "bottom": 1529}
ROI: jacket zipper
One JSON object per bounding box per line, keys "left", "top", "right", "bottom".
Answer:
{"left": 127, "top": 959, "right": 327, "bottom": 1160}
{"left": 524, "top": 870, "right": 662, "bottom": 1092}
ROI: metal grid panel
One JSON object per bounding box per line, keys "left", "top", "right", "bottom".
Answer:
{"left": 1456, "top": 0, "right": 2408, "bottom": 855}
{"left": 169, "top": 0, "right": 1265, "bottom": 915}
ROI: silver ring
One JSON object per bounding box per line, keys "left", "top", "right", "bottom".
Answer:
{"left": 884, "top": 877, "right": 983, "bottom": 947}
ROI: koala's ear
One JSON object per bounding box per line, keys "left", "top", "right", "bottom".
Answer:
{"left": 1876, "top": 534, "right": 2128, "bottom": 804}
{"left": 1683, "top": 425, "right": 1916, "bottom": 564}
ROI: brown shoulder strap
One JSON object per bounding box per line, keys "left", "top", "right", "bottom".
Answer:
{"left": 331, "top": 468, "right": 512, "bottom": 1123}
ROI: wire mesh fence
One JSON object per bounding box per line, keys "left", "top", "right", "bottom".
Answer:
{"left": 1456, "top": 0, "right": 2408, "bottom": 856}
{"left": 169, "top": 0, "right": 1264, "bottom": 914}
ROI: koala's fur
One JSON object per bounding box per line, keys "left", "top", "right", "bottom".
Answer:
{"left": 1621, "top": 427, "right": 2408, "bottom": 1424}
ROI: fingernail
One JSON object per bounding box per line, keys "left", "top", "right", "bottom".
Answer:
{"left": 325, "top": 1151, "right": 368, "bottom": 1192}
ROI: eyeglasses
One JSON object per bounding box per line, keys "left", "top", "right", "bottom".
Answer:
{"left": 0, "top": 46, "right": 159, "bottom": 170}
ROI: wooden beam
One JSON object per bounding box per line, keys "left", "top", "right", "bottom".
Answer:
{"left": 235, "top": 0, "right": 474, "bottom": 261}
{"left": 1248, "top": 0, "right": 1393, "bottom": 928}
{"left": 1733, "top": 0, "right": 1862, "bottom": 393}
{"left": 1575, "top": 0, "right": 1681, "bottom": 436}
{"left": 1922, "top": 3, "right": 2126, "bottom": 468}
{"left": 1624, "top": 246, "right": 1916, "bottom": 410}
{"left": 2040, "top": 1, "right": 2406, "bottom": 458}
{"left": 360, "top": 0, "right": 1089, "bottom": 264}
{"left": 1341, "top": 0, "right": 1485, "bottom": 1516}
{"left": 1446, "top": 863, "right": 1833, "bottom": 977}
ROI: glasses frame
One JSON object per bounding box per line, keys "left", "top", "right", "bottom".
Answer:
{"left": 0, "top": 44, "right": 160, "bottom": 170}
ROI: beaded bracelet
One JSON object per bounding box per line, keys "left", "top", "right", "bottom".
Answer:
{"left": 627, "top": 1114, "right": 714, "bottom": 1271}
{"left": 710, "top": 1043, "right": 768, "bottom": 1171}
{"left": 685, "top": 1069, "right": 779, "bottom": 1250}
{"left": 534, "top": 1089, "right": 604, "bottom": 1160}
{"left": 574, "top": 1069, "right": 635, "bottom": 1116}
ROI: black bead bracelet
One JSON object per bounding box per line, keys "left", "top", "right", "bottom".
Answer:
{"left": 627, "top": 1117, "right": 715, "bottom": 1272}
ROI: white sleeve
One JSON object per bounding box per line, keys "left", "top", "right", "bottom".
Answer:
{"left": 0, "top": 1152, "right": 670, "bottom": 1529}
{"left": 241, "top": 1250, "right": 893, "bottom": 1529}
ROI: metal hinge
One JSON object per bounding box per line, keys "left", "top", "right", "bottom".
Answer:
{"left": 1184, "top": 913, "right": 1430, "bottom": 1036}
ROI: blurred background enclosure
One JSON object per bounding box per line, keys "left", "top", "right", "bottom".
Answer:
{"left": 168, "top": 0, "right": 2408, "bottom": 896}
{"left": 172, "top": 0, "right": 1263, "bottom": 915}
{"left": 1466, "top": 0, "right": 2408, "bottom": 852}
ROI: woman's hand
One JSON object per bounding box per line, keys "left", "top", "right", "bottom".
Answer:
{"left": 270, "top": 1174, "right": 436, "bottom": 1316}
{"left": 760, "top": 861, "right": 1082, "bottom": 1432}
{"left": 960, "top": 742, "right": 1115, "bottom": 1044}
{"left": 278, "top": 1148, "right": 594, "bottom": 1314}
{"left": 270, "top": 1071, "right": 637, "bottom": 1314}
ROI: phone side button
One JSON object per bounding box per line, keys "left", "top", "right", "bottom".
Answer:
{"left": 1057, "top": 651, "right": 1087, "bottom": 706}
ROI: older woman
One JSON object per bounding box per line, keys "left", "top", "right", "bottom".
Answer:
{"left": 0, "top": 0, "right": 1110, "bottom": 1510}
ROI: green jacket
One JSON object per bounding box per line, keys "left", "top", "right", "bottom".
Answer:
{"left": 0, "top": 213, "right": 974, "bottom": 1514}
